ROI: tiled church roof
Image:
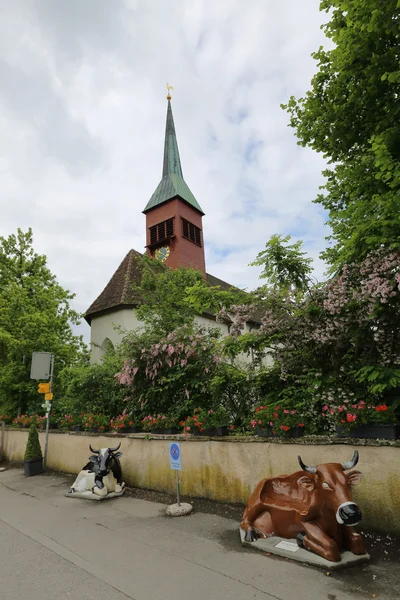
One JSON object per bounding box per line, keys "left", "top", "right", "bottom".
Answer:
{"left": 84, "top": 249, "right": 237, "bottom": 324}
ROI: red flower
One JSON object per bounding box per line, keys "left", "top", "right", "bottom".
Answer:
{"left": 280, "top": 425, "right": 290, "bottom": 432}
{"left": 298, "top": 423, "right": 304, "bottom": 427}
{"left": 346, "top": 414, "right": 357, "bottom": 423}
{"left": 375, "top": 405, "right": 388, "bottom": 412}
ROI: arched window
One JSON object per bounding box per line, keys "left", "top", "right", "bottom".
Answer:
{"left": 100, "top": 338, "right": 114, "bottom": 356}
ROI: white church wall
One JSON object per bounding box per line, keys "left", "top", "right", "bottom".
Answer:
{"left": 90, "top": 308, "right": 143, "bottom": 363}
{"left": 90, "top": 307, "right": 271, "bottom": 367}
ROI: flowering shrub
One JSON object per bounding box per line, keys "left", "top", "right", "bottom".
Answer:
{"left": 12, "top": 414, "right": 46, "bottom": 429}
{"left": 322, "top": 401, "right": 395, "bottom": 431}
{"left": 117, "top": 325, "right": 222, "bottom": 420}
{"left": 0, "top": 414, "right": 12, "bottom": 424}
{"left": 81, "top": 413, "right": 110, "bottom": 432}
{"left": 141, "top": 414, "right": 178, "bottom": 432}
{"left": 110, "top": 413, "right": 139, "bottom": 431}
{"left": 250, "top": 404, "right": 305, "bottom": 436}
{"left": 181, "top": 407, "right": 230, "bottom": 433}
{"left": 219, "top": 247, "right": 400, "bottom": 432}
{"left": 58, "top": 414, "right": 77, "bottom": 430}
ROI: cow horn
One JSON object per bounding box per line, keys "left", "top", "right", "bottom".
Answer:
{"left": 298, "top": 455, "right": 317, "bottom": 474}
{"left": 108, "top": 442, "right": 121, "bottom": 453}
{"left": 89, "top": 444, "right": 100, "bottom": 454}
{"left": 342, "top": 450, "right": 359, "bottom": 470}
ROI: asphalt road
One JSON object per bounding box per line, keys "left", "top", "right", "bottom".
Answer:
{"left": 0, "top": 468, "right": 396, "bottom": 600}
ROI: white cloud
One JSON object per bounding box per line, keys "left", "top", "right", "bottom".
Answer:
{"left": 0, "top": 0, "right": 331, "bottom": 341}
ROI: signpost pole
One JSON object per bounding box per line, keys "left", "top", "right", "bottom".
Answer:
{"left": 43, "top": 355, "right": 54, "bottom": 469}
{"left": 175, "top": 470, "right": 181, "bottom": 506}
{"left": 166, "top": 442, "right": 192, "bottom": 516}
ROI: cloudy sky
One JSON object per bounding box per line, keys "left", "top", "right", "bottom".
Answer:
{"left": 0, "top": 0, "right": 331, "bottom": 340}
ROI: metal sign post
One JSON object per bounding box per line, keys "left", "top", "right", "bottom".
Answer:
{"left": 166, "top": 442, "right": 192, "bottom": 516}
{"left": 43, "top": 354, "right": 54, "bottom": 469}
{"left": 31, "top": 352, "right": 54, "bottom": 470}
{"left": 169, "top": 442, "right": 182, "bottom": 506}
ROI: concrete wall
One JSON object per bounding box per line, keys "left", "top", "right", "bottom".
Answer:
{"left": 4, "top": 429, "right": 400, "bottom": 533}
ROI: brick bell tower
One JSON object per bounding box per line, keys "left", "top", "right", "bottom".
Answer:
{"left": 143, "top": 91, "right": 206, "bottom": 276}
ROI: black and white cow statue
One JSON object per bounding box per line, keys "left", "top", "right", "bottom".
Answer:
{"left": 68, "top": 443, "right": 125, "bottom": 498}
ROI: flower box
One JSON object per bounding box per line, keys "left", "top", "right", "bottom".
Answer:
{"left": 141, "top": 414, "right": 178, "bottom": 433}
{"left": 24, "top": 458, "right": 43, "bottom": 477}
{"left": 119, "top": 426, "right": 142, "bottom": 434}
{"left": 192, "top": 426, "right": 228, "bottom": 437}
{"left": 150, "top": 427, "right": 179, "bottom": 435}
{"left": 257, "top": 426, "right": 304, "bottom": 439}
{"left": 336, "top": 424, "right": 400, "bottom": 440}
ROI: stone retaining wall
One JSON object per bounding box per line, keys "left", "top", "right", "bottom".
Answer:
{"left": 3, "top": 429, "right": 400, "bottom": 533}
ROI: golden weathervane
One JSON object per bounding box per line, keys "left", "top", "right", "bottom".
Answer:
{"left": 166, "top": 82, "right": 174, "bottom": 99}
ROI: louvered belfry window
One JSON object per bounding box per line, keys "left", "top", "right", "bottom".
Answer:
{"left": 182, "top": 218, "right": 202, "bottom": 247}
{"left": 149, "top": 218, "right": 174, "bottom": 245}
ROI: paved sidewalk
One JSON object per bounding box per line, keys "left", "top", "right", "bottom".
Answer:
{"left": 0, "top": 468, "right": 396, "bottom": 600}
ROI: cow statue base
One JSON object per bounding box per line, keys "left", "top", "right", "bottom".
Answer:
{"left": 240, "top": 451, "right": 370, "bottom": 569}
{"left": 66, "top": 443, "right": 125, "bottom": 501}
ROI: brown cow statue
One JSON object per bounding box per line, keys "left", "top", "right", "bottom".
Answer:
{"left": 240, "top": 451, "right": 366, "bottom": 562}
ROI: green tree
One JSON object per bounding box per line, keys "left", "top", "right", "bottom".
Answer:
{"left": 56, "top": 347, "right": 125, "bottom": 418}
{"left": 0, "top": 228, "right": 87, "bottom": 415}
{"left": 134, "top": 258, "right": 248, "bottom": 336}
{"left": 283, "top": 0, "right": 400, "bottom": 270}
{"left": 250, "top": 234, "right": 313, "bottom": 292}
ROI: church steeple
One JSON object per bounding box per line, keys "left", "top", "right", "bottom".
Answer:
{"left": 162, "top": 99, "right": 183, "bottom": 179}
{"left": 143, "top": 92, "right": 206, "bottom": 276}
{"left": 142, "top": 98, "right": 204, "bottom": 215}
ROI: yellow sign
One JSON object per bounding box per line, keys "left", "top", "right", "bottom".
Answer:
{"left": 38, "top": 382, "right": 50, "bottom": 394}
{"left": 44, "top": 393, "right": 53, "bottom": 401}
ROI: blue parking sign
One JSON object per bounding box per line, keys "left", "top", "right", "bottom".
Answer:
{"left": 169, "top": 442, "right": 182, "bottom": 471}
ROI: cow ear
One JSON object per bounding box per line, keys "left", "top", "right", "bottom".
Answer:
{"left": 297, "top": 476, "right": 315, "bottom": 491}
{"left": 89, "top": 455, "right": 99, "bottom": 462}
{"left": 113, "top": 452, "right": 123, "bottom": 459}
{"left": 347, "top": 470, "right": 362, "bottom": 486}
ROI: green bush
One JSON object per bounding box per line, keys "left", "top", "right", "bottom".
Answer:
{"left": 24, "top": 424, "right": 43, "bottom": 461}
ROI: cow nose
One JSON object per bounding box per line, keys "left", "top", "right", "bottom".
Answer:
{"left": 336, "top": 502, "right": 362, "bottom": 526}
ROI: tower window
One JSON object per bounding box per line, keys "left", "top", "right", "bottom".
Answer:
{"left": 149, "top": 218, "right": 174, "bottom": 245}
{"left": 182, "top": 218, "right": 202, "bottom": 247}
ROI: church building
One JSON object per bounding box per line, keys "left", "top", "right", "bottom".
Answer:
{"left": 85, "top": 94, "right": 251, "bottom": 363}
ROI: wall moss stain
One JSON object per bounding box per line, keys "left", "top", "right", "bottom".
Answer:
{"left": 3, "top": 430, "right": 400, "bottom": 534}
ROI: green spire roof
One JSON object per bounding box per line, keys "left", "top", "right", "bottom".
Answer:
{"left": 143, "top": 100, "right": 204, "bottom": 215}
